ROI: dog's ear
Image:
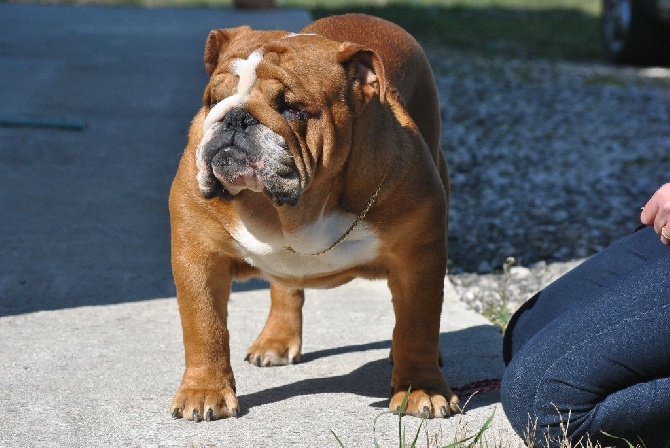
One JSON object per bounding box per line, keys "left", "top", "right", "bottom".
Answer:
{"left": 204, "top": 26, "right": 253, "bottom": 76}
{"left": 337, "top": 43, "right": 387, "bottom": 112}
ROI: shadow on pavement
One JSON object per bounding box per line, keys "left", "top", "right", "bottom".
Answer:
{"left": 238, "top": 326, "right": 503, "bottom": 414}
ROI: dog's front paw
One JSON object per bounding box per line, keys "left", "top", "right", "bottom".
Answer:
{"left": 390, "top": 388, "right": 460, "bottom": 419}
{"left": 170, "top": 386, "right": 239, "bottom": 422}
{"left": 245, "top": 334, "right": 301, "bottom": 367}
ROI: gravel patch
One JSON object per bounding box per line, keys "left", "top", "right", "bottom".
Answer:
{"left": 430, "top": 49, "right": 670, "bottom": 312}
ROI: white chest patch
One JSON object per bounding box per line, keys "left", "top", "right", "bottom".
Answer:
{"left": 230, "top": 212, "right": 380, "bottom": 280}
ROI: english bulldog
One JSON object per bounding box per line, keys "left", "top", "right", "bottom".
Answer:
{"left": 169, "top": 13, "right": 456, "bottom": 421}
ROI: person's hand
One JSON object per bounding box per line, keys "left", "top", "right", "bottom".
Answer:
{"left": 641, "top": 183, "right": 670, "bottom": 245}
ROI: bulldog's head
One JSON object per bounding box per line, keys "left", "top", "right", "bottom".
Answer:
{"left": 195, "top": 26, "right": 386, "bottom": 206}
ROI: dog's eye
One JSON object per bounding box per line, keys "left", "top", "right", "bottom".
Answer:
{"left": 278, "top": 92, "right": 308, "bottom": 122}
{"left": 282, "top": 104, "right": 307, "bottom": 121}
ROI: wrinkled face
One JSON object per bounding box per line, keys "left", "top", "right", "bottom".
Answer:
{"left": 195, "top": 31, "right": 352, "bottom": 207}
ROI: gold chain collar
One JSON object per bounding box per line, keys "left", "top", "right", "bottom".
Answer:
{"left": 284, "top": 176, "right": 387, "bottom": 256}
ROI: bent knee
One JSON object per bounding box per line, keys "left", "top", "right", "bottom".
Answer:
{"left": 501, "top": 357, "right": 595, "bottom": 444}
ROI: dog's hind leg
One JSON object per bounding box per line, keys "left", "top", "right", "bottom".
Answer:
{"left": 245, "top": 283, "right": 305, "bottom": 367}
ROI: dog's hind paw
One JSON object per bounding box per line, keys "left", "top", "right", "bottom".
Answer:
{"left": 245, "top": 335, "right": 301, "bottom": 367}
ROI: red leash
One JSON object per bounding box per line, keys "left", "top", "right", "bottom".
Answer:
{"left": 452, "top": 379, "right": 502, "bottom": 398}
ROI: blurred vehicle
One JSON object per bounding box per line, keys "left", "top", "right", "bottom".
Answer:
{"left": 601, "top": 0, "right": 670, "bottom": 65}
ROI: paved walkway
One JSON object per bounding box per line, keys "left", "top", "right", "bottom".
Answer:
{"left": 0, "top": 4, "right": 522, "bottom": 446}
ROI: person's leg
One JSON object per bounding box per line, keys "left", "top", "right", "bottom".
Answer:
{"left": 501, "top": 228, "right": 670, "bottom": 447}
{"left": 503, "top": 226, "right": 669, "bottom": 364}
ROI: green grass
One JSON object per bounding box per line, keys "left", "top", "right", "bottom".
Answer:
{"left": 332, "top": 388, "right": 497, "bottom": 448}
{"left": 331, "top": 388, "right": 648, "bottom": 447}
{"left": 310, "top": 2, "right": 602, "bottom": 61}
{"left": 287, "top": 0, "right": 598, "bottom": 12}
{"left": 482, "top": 299, "right": 513, "bottom": 332}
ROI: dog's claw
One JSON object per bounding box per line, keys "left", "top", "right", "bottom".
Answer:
{"left": 171, "top": 408, "right": 182, "bottom": 419}
{"left": 244, "top": 353, "right": 250, "bottom": 362}
{"left": 205, "top": 408, "right": 214, "bottom": 422}
{"left": 254, "top": 356, "right": 261, "bottom": 367}
{"left": 422, "top": 406, "right": 430, "bottom": 418}
{"left": 192, "top": 409, "right": 201, "bottom": 423}
{"left": 440, "top": 406, "right": 449, "bottom": 418}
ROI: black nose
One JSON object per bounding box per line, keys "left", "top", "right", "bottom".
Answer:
{"left": 222, "top": 107, "right": 258, "bottom": 131}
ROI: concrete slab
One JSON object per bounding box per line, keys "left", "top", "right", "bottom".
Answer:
{"left": 1, "top": 278, "right": 522, "bottom": 447}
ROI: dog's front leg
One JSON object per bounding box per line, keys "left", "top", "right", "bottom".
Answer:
{"left": 170, "top": 239, "right": 239, "bottom": 421}
{"left": 387, "top": 241, "right": 460, "bottom": 419}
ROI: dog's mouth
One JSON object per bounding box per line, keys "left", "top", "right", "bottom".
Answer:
{"left": 196, "top": 112, "right": 302, "bottom": 206}
{"left": 210, "top": 147, "right": 266, "bottom": 195}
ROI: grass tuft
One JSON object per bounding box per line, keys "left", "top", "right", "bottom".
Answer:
{"left": 442, "top": 409, "right": 495, "bottom": 448}
{"left": 332, "top": 393, "right": 649, "bottom": 447}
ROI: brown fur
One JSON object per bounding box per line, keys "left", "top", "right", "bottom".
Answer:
{"left": 169, "top": 13, "right": 456, "bottom": 421}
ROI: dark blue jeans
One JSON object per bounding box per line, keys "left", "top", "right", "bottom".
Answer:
{"left": 501, "top": 226, "right": 670, "bottom": 448}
